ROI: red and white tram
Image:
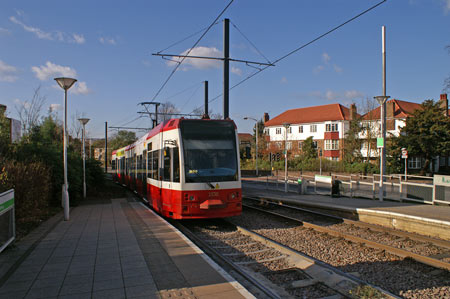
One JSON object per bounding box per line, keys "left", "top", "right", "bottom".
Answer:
{"left": 111, "top": 118, "right": 242, "bottom": 219}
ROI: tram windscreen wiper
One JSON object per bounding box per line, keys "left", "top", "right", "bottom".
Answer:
{"left": 205, "top": 181, "right": 215, "bottom": 189}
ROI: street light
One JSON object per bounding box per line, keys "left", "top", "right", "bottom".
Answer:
{"left": 54, "top": 77, "right": 77, "bottom": 221}
{"left": 78, "top": 118, "right": 90, "bottom": 199}
{"left": 244, "top": 117, "right": 259, "bottom": 177}
{"left": 374, "top": 95, "right": 390, "bottom": 201}
{"left": 283, "top": 122, "right": 290, "bottom": 193}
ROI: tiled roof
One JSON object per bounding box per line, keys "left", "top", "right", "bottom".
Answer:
{"left": 264, "top": 103, "right": 358, "bottom": 127}
{"left": 363, "top": 99, "right": 422, "bottom": 120}
{"left": 238, "top": 133, "right": 253, "bottom": 141}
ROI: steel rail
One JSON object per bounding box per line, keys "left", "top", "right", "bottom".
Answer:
{"left": 244, "top": 196, "right": 450, "bottom": 249}
{"left": 243, "top": 202, "right": 450, "bottom": 272}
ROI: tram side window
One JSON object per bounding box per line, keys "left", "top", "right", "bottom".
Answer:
{"left": 162, "top": 147, "right": 180, "bottom": 183}
{"left": 147, "top": 151, "right": 152, "bottom": 178}
{"left": 112, "top": 159, "right": 116, "bottom": 171}
{"left": 151, "top": 150, "right": 159, "bottom": 180}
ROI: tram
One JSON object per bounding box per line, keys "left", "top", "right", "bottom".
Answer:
{"left": 111, "top": 118, "right": 242, "bottom": 219}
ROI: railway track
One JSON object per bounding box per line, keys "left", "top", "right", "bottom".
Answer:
{"left": 233, "top": 198, "right": 450, "bottom": 298}
{"left": 172, "top": 219, "right": 395, "bottom": 299}
{"left": 243, "top": 196, "right": 450, "bottom": 271}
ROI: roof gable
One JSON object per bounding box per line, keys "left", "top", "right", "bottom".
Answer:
{"left": 363, "top": 99, "right": 422, "bottom": 120}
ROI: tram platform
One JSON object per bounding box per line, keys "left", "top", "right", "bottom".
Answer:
{"left": 242, "top": 178, "right": 450, "bottom": 241}
{"left": 0, "top": 198, "right": 253, "bottom": 299}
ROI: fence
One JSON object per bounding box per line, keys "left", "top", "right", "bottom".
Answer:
{"left": 257, "top": 173, "right": 448, "bottom": 205}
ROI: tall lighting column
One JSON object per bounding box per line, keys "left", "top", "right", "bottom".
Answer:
{"left": 54, "top": 77, "right": 77, "bottom": 221}
{"left": 374, "top": 26, "right": 390, "bottom": 202}
{"left": 78, "top": 118, "right": 90, "bottom": 199}
{"left": 244, "top": 117, "right": 258, "bottom": 176}
{"left": 283, "top": 123, "right": 290, "bottom": 193}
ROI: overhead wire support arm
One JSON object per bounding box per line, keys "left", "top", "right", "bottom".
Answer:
{"left": 152, "top": 53, "right": 275, "bottom": 67}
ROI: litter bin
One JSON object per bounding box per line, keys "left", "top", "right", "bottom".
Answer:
{"left": 332, "top": 180, "right": 341, "bottom": 197}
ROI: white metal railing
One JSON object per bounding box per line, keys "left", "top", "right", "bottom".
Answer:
{"left": 256, "top": 172, "right": 447, "bottom": 205}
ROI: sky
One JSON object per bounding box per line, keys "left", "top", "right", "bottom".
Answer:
{"left": 1, "top": 0, "right": 450, "bottom": 138}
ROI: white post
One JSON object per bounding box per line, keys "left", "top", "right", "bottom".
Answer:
{"left": 82, "top": 124, "right": 86, "bottom": 198}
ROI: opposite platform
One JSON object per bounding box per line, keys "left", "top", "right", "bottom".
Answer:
{"left": 0, "top": 198, "right": 253, "bottom": 299}
{"left": 243, "top": 180, "right": 450, "bottom": 241}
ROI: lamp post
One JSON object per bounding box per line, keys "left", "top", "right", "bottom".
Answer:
{"left": 78, "top": 118, "right": 90, "bottom": 199}
{"left": 374, "top": 26, "right": 390, "bottom": 202}
{"left": 244, "top": 117, "right": 258, "bottom": 177}
{"left": 283, "top": 123, "right": 290, "bottom": 193}
{"left": 54, "top": 77, "right": 77, "bottom": 221}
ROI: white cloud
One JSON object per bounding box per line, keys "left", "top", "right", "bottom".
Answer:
{"left": 167, "top": 46, "right": 222, "bottom": 70}
{"left": 72, "top": 34, "right": 85, "bottom": 44}
{"left": 99, "top": 37, "right": 116, "bottom": 45}
{"left": 313, "top": 65, "right": 324, "bottom": 74}
{"left": 0, "top": 28, "right": 11, "bottom": 35}
{"left": 31, "top": 61, "right": 77, "bottom": 81}
{"left": 0, "top": 60, "right": 19, "bottom": 82}
{"left": 308, "top": 90, "right": 364, "bottom": 101}
{"left": 10, "top": 14, "right": 85, "bottom": 44}
{"left": 10, "top": 16, "right": 52, "bottom": 40}
{"left": 71, "top": 81, "right": 92, "bottom": 95}
{"left": 326, "top": 90, "right": 340, "bottom": 100}
{"left": 333, "top": 64, "right": 343, "bottom": 73}
{"left": 344, "top": 90, "right": 364, "bottom": 99}
{"left": 443, "top": 0, "right": 450, "bottom": 14}
{"left": 50, "top": 103, "right": 62, "bottom": 112}
{"left": 280, "top": 77, "right": 288, "bottom": 83}
{"left": 322, "top": 52, "right": 331, "bottom": 64}
{"left": 231, "top": 66, "right": 242, "bottom": 76}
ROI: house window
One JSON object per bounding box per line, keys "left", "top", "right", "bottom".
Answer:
{"left": 326, "top": 123, "right": 339, "bottom": 132}
{"left": 439, "top": 157, "right": 446, "bottom": 167}
{"left": 276, "top": 128, "right": 281, "bottom": 134}
{"left": 408, "top": 157, "right": 422, "bottom": 169}
{"left": 310, "top": 125, "right": 317, "bottom": 133}
{"left": 276, "top": 142, "right": 282, "bottom": 149}
{"left": 298, "top": 141, "right": 303, "bottom": 149}
{"left": 286, "top": 142, "right": 292, "bottom": 150}
{"left": 288, "top": 127, "right": 292, "bottom": 134}
{"left": 325, "top": 140, "right": 339, "bottom": 150}
{"left": 298, "top": 126, "right": 303, "bottom": 133}
{"left": 312, "top": 141, "right": 317, "bottom": 148}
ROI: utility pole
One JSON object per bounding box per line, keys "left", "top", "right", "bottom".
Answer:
{"left": 105, "top": 121, "right": 108, "bottom": 173}
{"left": 204, "top": 81, "right": 209, "bottom": 118}
{"left": 223, "top": 18, "right": 230, "bottom": 119}
{"left": 152, "top": 18, "right": 273, "bottom": 121}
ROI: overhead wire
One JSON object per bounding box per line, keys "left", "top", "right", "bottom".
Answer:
{"left": 205, "top": 0, "right": 387, "bottom": 106}
{"left": 150, "top": 0, "right": 234, "bottom": 102}
{"left": 230, "top": 20, "right": 272, "bottom": 65}
{"left": 156, "top": 22, "right": 220, "bottom": 54}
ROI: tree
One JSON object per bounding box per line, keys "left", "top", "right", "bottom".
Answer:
{"left": 15, "top": 86, "right": 46, "bottom": 135}
{"left": 302, "top": 136, "right": 317, "bottom": 160}
{"left": 0, "top": 107, "right": 11, "bottom": 156}
{"left": 158, "top": 101, "right": 180, "bottom": 123}
{"left": 397, "top": 99, "right": 450, "bottom": 173}
{"left": 109, "top": 130, "right": 137, "bottom": 151}
{"left": 343, "top": 117, "right": 363, "bottom": 163}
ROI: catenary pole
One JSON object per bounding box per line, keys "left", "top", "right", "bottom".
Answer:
{"left": 223, "top": 18, "right": 229, "bottom": 119}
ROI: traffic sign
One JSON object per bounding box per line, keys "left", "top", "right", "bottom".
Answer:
{"left": 401, "top": 148, "right": 408, "bottom": 159}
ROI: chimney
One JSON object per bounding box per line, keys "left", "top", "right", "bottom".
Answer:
{"left": 440, "top": 94, "right": 448, "bottom": 117}
{"left": 386, "top": 100, "right": 395, "bottom": 131}
{"left": 263, "top": 112, "right": 269, "bottom": 124}
{"left": 349, "top": 104, "right": 357, "bottom": 120}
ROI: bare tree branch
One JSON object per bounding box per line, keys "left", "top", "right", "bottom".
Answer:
{"left": 15, "top": 86, "right": 46, "bottom": 134}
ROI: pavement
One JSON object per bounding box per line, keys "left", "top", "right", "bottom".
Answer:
{"left": 0, "top": 198, "right": 251, "bottom": 299}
